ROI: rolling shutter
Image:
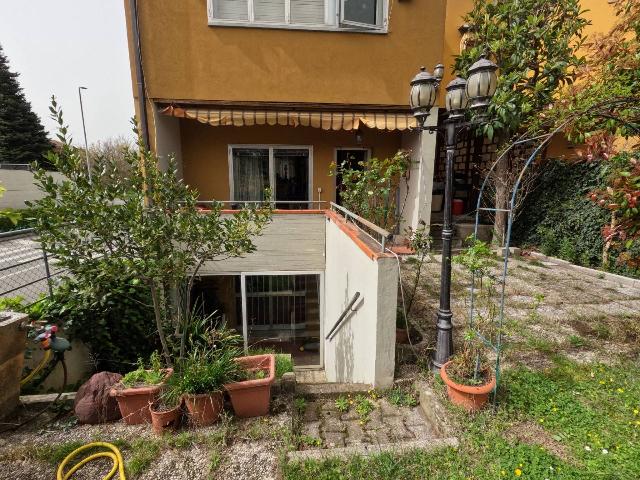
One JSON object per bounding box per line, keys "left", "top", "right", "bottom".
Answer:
{"left": 254, "top": 0, "right": 286, "bottom": 22}
{"left": 213, "top": 0, "right": 249, "bottom": 20}
{"left": 290, "top": 0, "right": 325, "bottom": 24}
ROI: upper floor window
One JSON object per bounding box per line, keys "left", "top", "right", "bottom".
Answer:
{"left": 207, "top": 0, "right": 387, "bottom": 32}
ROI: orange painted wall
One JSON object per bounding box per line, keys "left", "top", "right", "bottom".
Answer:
{"left": 124, "top": 0, "right": 447, "bottom": 107}
{"left": 180, "top": 120, "right": 402, "bottom": 201}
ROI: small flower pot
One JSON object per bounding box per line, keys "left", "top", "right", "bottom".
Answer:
{"left": 440, "top": 361, "right": 495, "bottom": 412}
{"left": 396, "top": 328, "right": 409, "bottom": 344}
{"left": 110, "top": 368, "right": 173, "bottom": 425}
{"left": 224, "top": 354, "right": 275, "bottom": 418}
{"left": 149, "top": 399, "right": 182, "bottom": 435}
{"left": 184, "top": 392, "right": 223, "bottom": 426}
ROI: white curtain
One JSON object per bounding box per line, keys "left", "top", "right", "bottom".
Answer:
{"left": 233, "top": 148, "right": 269, "bottom": 201}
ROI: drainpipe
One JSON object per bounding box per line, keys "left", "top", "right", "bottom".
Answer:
{"left": 129, "top": 0, "right": 150, "bottom": 150}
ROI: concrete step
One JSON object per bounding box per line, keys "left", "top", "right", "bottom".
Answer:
{"left": 287, "top": 437, "right": 459, "bottom": 462}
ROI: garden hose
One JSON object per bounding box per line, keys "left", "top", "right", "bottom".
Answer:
{"left": 56, "top": 442, "right": 126, "bottom": 480}
{"left": 20, "top": 349, "right": 52, "bottom": 386}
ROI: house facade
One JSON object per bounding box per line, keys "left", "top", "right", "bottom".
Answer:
{"left": 122, "top": 0, "right": 617, "bottom": 386}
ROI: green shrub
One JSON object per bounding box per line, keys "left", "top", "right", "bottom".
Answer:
{"left": 37, "top": 275, "right": 157, "bottom": 373}
{"left": 173, "top": 349, "right": 244, "bottom": 395}
{"left": 121, "top": 352, "right": 165, "bottom": 388}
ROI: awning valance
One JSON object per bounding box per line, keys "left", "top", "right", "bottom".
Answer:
{"left": 160, "top": 105, "right": 417, "bottom": 131}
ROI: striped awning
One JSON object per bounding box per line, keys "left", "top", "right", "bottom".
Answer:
{"left": 160, "top": 105, "right": 417, "bottom": 131}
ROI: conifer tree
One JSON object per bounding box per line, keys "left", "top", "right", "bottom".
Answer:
{"left": 0, "top": 44, "right": 51, "bottom": 167}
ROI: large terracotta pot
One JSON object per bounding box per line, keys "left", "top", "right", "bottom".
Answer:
{"left": 440, "top": 361, "right": 495, "bottom": 412}
{"left": 396, "top": 328, "right": 409, "bottom": 344}
{"left": 109, "top": 368, "right": 173, "bottom": 425}
{"left": 224, "top": 354, "right": 275, "bottom": 418}
{"left": 184, "top": 392, "right": 223, "bottom": 426}
{"left": 149, "top": 399, "right": 182, "bottom": 434}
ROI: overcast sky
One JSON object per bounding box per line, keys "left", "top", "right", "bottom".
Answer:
{"left": 0, "top": 1, "right": 135, "bottom": 145}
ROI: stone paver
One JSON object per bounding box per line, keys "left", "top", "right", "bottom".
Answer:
{"left": 300, "top": 397, "right": 437, "bottom": 450}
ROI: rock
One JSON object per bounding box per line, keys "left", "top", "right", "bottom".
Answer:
{"left": 74, "top": 371, "right": 123, "bottom": 424}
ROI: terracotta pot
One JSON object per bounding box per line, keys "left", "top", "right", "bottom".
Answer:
{"left": 109, "top": 368, "right": 173, "bottom": 425}
{"left": 184, "top": 392, "right": 223, "bottom": 426}
{"left": 440, "top": 361, "right": 495, "bottom": 412}
{"left": 149, "top": 400, "right": 182, "bottom": 434}
{"left": 224, "top": 354, "right": 275, "bottom": 418}
{"left": 396, "top": 328, "right": 409, "bottom": 344}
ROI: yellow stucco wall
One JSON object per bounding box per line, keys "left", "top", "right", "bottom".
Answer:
{"left": 125, "top": 0, "right": 447, "bottom": 107}
{"left": 180, "top": 121, "right": 402, "bottom": 201}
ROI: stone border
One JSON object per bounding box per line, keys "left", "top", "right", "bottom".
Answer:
{"left": 287, "top": 437, "right": 459, "bottom": 462}
{"left": 529, "top": 252, "right": 640, "bottom": 289}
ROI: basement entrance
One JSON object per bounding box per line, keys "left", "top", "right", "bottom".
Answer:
{"left": 191, "top": 272, "right": 323, "bottom": 367}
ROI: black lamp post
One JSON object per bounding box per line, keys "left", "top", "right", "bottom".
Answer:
{"left": 409, "top": 56, "right": 498, "bottom": 371}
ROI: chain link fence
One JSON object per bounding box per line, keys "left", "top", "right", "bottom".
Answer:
{"left": 0, "top": 228, "right": 63, "bottom": 306}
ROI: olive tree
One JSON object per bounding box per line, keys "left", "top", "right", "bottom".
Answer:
{"left": 29, "top": 98, "right": 271, "bottom": 366}
{"left": 455, "top": 0, "right": 588, "bottom": 245}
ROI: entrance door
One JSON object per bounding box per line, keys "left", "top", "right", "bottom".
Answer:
{"left": 335, "top": 148, "right": 368, "bottom": 206}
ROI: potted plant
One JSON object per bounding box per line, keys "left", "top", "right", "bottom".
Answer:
{"left": 178, "top": 349, "right": 244, "bottom": 426}
{"left": 110, "top": 352, "right": 172, "bottom": 425}
{"left": 149, "top": 376, "right": 183, "bottom": 434}
{"left": 440, "top": 331, "right": 496, "bottom": 412}
{"left": 224, "top": 354, "right": 275, "bottom": 418}
{"left": 441, "top": 239, "right": 496, "bottom": 412}
{"left": 396, "top": 309, "right": 409, "bottom": 344}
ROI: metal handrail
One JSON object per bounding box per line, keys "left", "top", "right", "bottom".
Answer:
{"left": 326, "top": 292, "right": 361, "bottom": 341}
{"left": 329, "top": 202, "right": 391, "bottom": 251}
{"left": 0, "top": 228, "right": 36, "bottom": 239}
{"left": 197, "top": 200, "right": 328, "bottom": 208}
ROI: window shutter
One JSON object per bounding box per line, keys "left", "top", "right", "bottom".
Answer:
{"left": 214, "top": 0, "right": 249, "bottom": 20}
{"left": 290, "top": 0, "right": 325, "bottom": 24}
{"left": 254, "top": 0, "right": 286, "bottom": 22}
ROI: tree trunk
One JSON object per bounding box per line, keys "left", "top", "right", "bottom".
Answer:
{"left": 493, "top": 157, "right": 510, "bottom": 247}
{"left": 150, "top": 280, "right": 173, "bottom": 367}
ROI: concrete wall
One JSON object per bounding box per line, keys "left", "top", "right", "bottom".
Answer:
{"left": 199, "top": 212, "right": 326, "bottom": 273}
{"left": 0, "top": 312, "right": 27, "bottom": 419}
{"left": 0, "top": 170, "right": 66, "bottom": 210}
{"left": 323, "top": 213, "right": 397, "bottom": 388}
{"left": 399, "top": 109, "right": 439, "bottom": 234}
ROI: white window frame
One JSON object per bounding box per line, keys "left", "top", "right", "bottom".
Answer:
{"left": 207, "top": 0, "right": 388, "bottom": 33}
{"left": 228, "top": 144, "right": 314, "bottom": 204}
{"left": 339, "top": 0, "right": 385, "bottom": 30}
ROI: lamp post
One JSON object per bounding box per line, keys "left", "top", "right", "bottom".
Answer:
{"left": 409, "top": 55, "right": 498, "bottom": 371}
{"left": 78, "top": 86, "right": 92, "bottom": 181}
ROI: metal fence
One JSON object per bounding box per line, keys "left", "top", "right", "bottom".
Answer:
{"left": 0, "top": 228, "right": 61, "bottom": 306}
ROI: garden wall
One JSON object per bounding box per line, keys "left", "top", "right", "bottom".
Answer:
{"left": 0, "top": 170, "right": 66, "bottom": 210}
{"left": 0, "top": 312, "right": 27, "bottom": 419}
{"left": 323, "top": 212, "right": 397, "bottom": 388}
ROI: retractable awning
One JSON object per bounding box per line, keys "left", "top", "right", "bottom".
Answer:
{"left": 159, "top": 105, "right": 417, "bottom": 131}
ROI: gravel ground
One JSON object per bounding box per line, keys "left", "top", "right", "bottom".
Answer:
{"left": 401, "top": 252, "right": 640, "bottom": 368}
{"left": 0, "top": 403, "right": 292, "bottom": 480}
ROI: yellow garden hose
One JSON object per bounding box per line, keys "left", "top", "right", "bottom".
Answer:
{"left": 56, "top": 442, "right": 127, "bottom": 480}
{"left": 20, "top": 349, "right": 52, "bottom": 386}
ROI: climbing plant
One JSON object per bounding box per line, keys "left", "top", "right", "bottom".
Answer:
{"left": 330, "top": 150, "right": 410, "bottom": 231}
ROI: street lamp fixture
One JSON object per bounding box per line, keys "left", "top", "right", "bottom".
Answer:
{"left": 465, "top": 55, "right": 498, "bottom": 111}
{"left": 408, "top": 55, "right": 498, "bottom": 371}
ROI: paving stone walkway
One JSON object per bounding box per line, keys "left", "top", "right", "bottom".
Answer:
{"left": 301, "top": 397, "right": 437, "bottom": 449}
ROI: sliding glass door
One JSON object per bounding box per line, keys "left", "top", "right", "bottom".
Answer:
{"left": 230, "top": 145, "right": 311, "bottom": 208}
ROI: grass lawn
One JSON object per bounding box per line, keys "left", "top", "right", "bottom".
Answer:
{"left": 284, "top": 356, "right": 640, "bottom": 479}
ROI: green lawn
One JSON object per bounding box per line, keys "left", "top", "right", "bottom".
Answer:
{"left": 283, "top": 357, "right": 640, "bottom": 479}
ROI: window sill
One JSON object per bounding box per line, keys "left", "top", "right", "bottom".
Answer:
{"left": 208, "top": 19, "right": 388, "bottom": 34}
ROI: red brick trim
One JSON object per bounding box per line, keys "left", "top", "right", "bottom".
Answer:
{"left": 324, "top": 210, "right": 394, "bottom": 261}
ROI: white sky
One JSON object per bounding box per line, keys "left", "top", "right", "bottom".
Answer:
{"left": 0, "top": 1, "right": 135, "bottom": 144}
